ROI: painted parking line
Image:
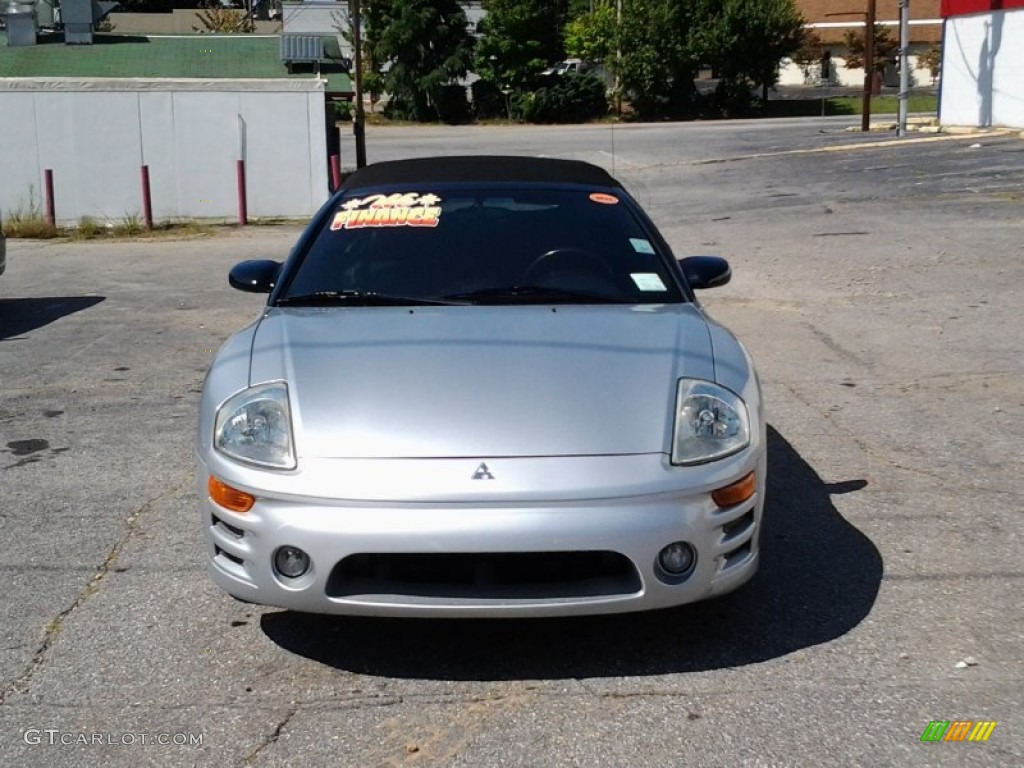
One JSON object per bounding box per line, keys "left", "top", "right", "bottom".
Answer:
{"left": 690, "top": 129, "right": 1018, "bottom": 166}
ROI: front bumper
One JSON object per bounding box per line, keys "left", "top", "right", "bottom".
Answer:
{"left": 198, "top": 452, "right": 765, "bottom": 617}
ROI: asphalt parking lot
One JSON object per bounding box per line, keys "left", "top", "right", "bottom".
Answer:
{"left": 1, "top": 119, "right": 1022, "bottom": 767}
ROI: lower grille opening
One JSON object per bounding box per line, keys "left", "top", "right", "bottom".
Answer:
{"left": 720, "top": 509, "right": 754, "bottom": 542}
{"left": 212, "top": 513, "right": 245, "bottom": 539}
{"left": 214, "top": 545, "right": 245, "bottom": 567}
{"left": 722, "top": 541, "right": 752, "bottom": 570}
{"left": 326, "top": 551, "right": 641, "bottom": 600}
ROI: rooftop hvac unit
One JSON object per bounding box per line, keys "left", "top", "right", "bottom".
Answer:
{"left": 59, "top": 0, "right": 119, "bottom": 45}
{"left": 36, "top": 0, "right": 54, "bottom": 26}
{"left": 5, "top": 1, "right": 38, "bottom": 46}
{"left": 280, "top": 34, "right": 324, "bottom": 74}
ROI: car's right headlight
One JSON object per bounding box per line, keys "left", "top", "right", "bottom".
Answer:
{"left": 671, "top": 379, "right": 750, "bottom": 465}
{"left": 214, "top": 382, "right": 296, "bottom": 469}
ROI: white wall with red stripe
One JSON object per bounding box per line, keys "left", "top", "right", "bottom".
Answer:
{"left": 940, "top": 1, "right": 1024, "bottom": 127}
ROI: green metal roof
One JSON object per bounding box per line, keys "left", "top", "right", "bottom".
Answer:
{"left": 0, "top": 34, "right": 352, "bottom": 94}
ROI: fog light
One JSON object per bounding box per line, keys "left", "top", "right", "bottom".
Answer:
{"left": 658, "top": 542, "right": 696, "bottom": 575}
{"left": 274, "top": 546, "right": 310, "bottom": 579}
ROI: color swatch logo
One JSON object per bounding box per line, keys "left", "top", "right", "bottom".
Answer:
{"left": 920, "top": 721, "right": 997, "bottom": 742}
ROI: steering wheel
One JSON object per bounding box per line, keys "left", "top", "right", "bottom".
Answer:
{"left": 524, "top": 247, "right": 612, "bottom": 283}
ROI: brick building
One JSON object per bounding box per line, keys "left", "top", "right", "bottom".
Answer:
{"left": 779, "top": 1, "right": 944, "bottom": 87}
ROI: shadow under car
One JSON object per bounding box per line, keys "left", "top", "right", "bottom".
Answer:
{"left": 260, "top": 425, "right": 881, "bottom": 679}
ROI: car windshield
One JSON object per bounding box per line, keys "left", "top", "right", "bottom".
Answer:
{"left": 278, "top": 186, "right": 685, "bottom": 306}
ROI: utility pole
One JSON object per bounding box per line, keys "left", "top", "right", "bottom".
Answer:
{"left": 352, "top": 0, "right": 367, "bottom": 168}
{"left": 861, "top": 0, "right": 876, "bottom": 132}
{"left": 897, "top": 0, "right": 910, "bottom": 137}
{"left": 615, "top": 0, "right": 622, "bottom": 116}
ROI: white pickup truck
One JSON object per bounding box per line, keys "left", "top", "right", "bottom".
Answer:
{"left": 542, "top": 58, "right": 585, "bottom": 76}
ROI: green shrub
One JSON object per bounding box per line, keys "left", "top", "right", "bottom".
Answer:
{"left": 522, "top": 74, "right": 608, "bottom": 124}
{"left": 331, "top": 100, "right": 352, "bottom": 122}
{"left": 710, "top": 77, "right": 757, "bottom": 117}
{"left": 435, "top": 84, "right": 472, "bottom": 125}
{"left": 471, "top": 79, "right": 509, "bottom": 120}
{"left": 382, "top": 97, "right": 416, "bottom": 122}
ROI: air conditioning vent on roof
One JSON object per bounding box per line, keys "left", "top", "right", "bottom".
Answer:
{"left": 280, "top": 34, "right": 324, "bottom": 74}
{"left": 5, "top": 1, "right": 39, "bottom": 47}
{"left": 58, "top": 0, "right": 119, "bottom": 45}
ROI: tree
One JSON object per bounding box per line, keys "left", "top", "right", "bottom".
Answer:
{"left": 842, "top": 24, "right": 898, "bottom": 73}
{"left": 616, "top": 0, "right": 699, "bottom": 118}
{"left": 368, "top": 0, "right": 475, "bottom": 122}
{"left": 563, "top": 3, "right": 617, "bottom": 64}
{"left": 916, "top": 43, "right": 942, "bottom": 85}
{"left": 692, "top": 0, "right": 806, "bottom": 108}
{"left": 791, "top": 28, "right": 827, "bottom": 79}
{"left": 193, "top": 2, "right": 255, "bottom": 34}
{"left": 474, "top": 0, "right": 568, "bottom": 90}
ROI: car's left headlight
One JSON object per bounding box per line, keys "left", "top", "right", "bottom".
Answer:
{"left": 672, "top": 379, "right": 750, "bottom": 465}
{"left": 214, "top": 382, "right": 296, "bottom": 469}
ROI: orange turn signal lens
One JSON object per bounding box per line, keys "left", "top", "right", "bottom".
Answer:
{"left": 711, "top": 471, "right": 756, "bottom": 508}
{"left": 208, "top": 476, "right": 255, "bottom": 513}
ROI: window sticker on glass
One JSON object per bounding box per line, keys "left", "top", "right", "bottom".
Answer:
{"left": 330, "top": 192, "right": 442, "bottom": 231}
{"left": 630, "top": 238, "right": 656, "bottom": 255}
{"left": 631, "top": 273, "right": 667, "bottom": 292}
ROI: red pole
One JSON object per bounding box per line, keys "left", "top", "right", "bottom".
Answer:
{"left": 44, "top": 169, "right": 55, "bottom": 228}
{"left": 236, "top": 159, "right": 248, "bottom": 226}
{"left": 330, "top": 154, "right": 341, "bottom": 193}
{"left": 140, "top": 165, "right": 154, "bottom": 230}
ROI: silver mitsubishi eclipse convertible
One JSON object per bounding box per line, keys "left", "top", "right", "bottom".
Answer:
{"left": 197, "top": 156, "right": 765, "bottom": 617}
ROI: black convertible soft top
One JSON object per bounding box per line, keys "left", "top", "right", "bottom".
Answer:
{"left": 340, "top": 155, "right": 623, "bottom": 190}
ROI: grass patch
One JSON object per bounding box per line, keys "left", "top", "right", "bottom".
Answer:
{"left": 69, "top": 216, "right": 104, "bottom": 239}
{"left": 4, "top": 216, "right": 218, "bottom": 241}
{"left": 247, "top": 216, "right": 307, "bottom": 226}
{"left": 831, "top": 93, "right": 938, "bottom": 115}
{"left": 112, "top": 212, "right": 144, "bottom": 237}
{"left": 3, "top": 213, "right": 59, "bottom": 239}
{"left": 2, "top": 186, "right": 58, "bottom": 238}
{"left": 763, "top": 92, "right": 937, "bottom": 118}
{"left": 112, "top": 219, "right": 217, "bottom": 239}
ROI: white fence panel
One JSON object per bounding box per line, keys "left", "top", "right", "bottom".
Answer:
{"left": 0, "top": 79, "right": 329, "bottom": 225}
{"left": 138, "top": 91, "right": 179, "bottom": 222}
{"left": 0, "top": 93, "right": 45, "bottom": 215}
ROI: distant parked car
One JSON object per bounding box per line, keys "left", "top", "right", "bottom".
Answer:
{"left": 198, "top": 156, "right": 765, "bottom": 618}
{"left": 542, "top": 58, "right": 585, "bottom": 76}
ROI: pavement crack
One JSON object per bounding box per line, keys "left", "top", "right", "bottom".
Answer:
{"left": 0, "top": 474, "right": 191, "bottom": 707}
{"left": 775, "top": 380, "right": 1014, "bottom": 497}
{"left": 239, "top": 705, "right": 300, "bottom": 767}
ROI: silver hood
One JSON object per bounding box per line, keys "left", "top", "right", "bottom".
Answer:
{"left": 248, "top": 304, "right": 715, "bottom": 459}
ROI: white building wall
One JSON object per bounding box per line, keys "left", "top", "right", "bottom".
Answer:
{"left": 778, "top": 50, "right": 933, "bottom": 88}
{"left": 941, "top": 9, "right": 1024, "bottom": 128}
{"left": 779, "top": 55, "right": 864, "bottom": 87}
{"left": 282, "top": 2, "right": 348, "bottom": 51}
{"left": 0, "top": 79, "right": 329, "bottom": 224}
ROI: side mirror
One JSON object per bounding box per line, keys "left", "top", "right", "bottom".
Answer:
{"left": 678, "top": 256, "right": 731, "bottom": 290}
{"left": 228, "top": 260, "right": 282, "bottom": 293}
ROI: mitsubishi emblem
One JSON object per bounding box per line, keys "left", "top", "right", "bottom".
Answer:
{"left": 472, "top": 462, "right": 495, "bottom": 480}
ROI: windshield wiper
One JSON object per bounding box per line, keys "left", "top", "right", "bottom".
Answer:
{"left": 443, "top": 286, "right": 628, "bottom": 305}
{"left": 276, "top": 290, "right": 465, "bottom": 307}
